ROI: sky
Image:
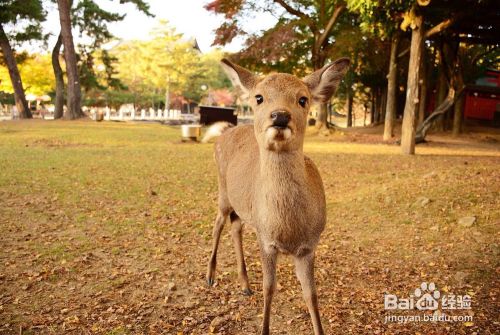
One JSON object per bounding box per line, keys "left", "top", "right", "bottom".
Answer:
{"left": 37, "top": 0, "right": 278, "bottom": 53}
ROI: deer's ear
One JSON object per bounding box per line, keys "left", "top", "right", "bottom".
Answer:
{"left": 221, "top": 58, "right": 258, "bottom": 99}
{"left": 303, "top": 58, "right": 350, "bottom": 103}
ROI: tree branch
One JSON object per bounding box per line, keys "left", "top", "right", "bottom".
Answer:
{"left": 273, "top": 0, "right": 307, "bottom": 19}
{"left": 471, "top": 46, "right": 499, "bottom": 65}
{"left": 398, "top": 12, "right": 464, "bottom": 59}
{"left": 414, "top": 86, "right": 465, "bottom": 144}
{"left": 273, "top": 0, "right": 314, "bottom": 29}
{"left": 317, "top": 4, "right": 345, "bottom": 49}
{"left": 398, "top": 46, "right": 410, "bottom": 59}
{"left": 425, "top": 14, "right": 462, "bottom": 39}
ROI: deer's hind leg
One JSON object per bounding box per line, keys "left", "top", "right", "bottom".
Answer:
{"left": 230, "top": 212, "right": 252, "bottom": 295}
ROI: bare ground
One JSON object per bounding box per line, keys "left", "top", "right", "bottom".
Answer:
{"left": 0, "top": 120, "right": 499, "bottom": 335}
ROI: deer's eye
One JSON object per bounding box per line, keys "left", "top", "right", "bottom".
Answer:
{"left": 298, "top": 96, "right": 308, "bottom": 108}
{"left": 255, "top": 95, "right": 264, "bottom": 105}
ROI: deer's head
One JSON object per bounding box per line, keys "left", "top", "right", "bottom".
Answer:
{"left": 221, "top": 58, "right": 349, "bottom": 152}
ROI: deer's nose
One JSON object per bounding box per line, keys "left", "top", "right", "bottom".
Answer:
{"left": 271, "top": 111, "right": 291, "bottom": 129}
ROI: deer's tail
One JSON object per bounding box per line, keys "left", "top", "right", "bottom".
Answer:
{"left": 201, "top": 122, "right": 234, "bottom": 143}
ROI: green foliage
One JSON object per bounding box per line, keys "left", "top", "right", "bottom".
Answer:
{"left": 70, "top": 0, "right": 153, "bottom": 98}
{"left": 231, "top": 20, "right": 312, "bottom": 75}
{"left": 110, "top": 21, "right": 230, "bottom": 107}
{"left": 0, "top": 91, "right": 14, "bottom": 104}
{"left": 459, "top": 44, "right": 500, "bottom": 84}
{"left": 119, "top": 0, "right": 152, "bottom": 16}
{"left": 206, "top": 0, "right": 349, "bottom": 73}
{"left": 78, "top": 47, "right": 104, "bottom": 93}
{"left": 71, "top": 0, "right": 151, "bottom": 48}
{"left": 346, "top": 0, "right": 412, "bottom": 37}
{"left": 0, "top": 53, "right": 54, "bottom": 95}
{"left": 73, "top": 0, "right": 125, "bottom": 47}
{"left": 0, "top": 0, "right": 46, "bottom": 44}
{"left": 101, "top": 50, "right": 126, "bottom": 90}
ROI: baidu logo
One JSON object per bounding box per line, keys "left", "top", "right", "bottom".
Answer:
{"left": 384, "top": 282, "right": 471, "bottom": 311}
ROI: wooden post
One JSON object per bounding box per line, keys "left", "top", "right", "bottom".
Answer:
{"left": 401, "top": 13, "right": 424, "bottom": 155}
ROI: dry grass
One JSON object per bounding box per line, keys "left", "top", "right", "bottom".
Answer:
{"left": 0, "top": 120, "right": 498, "bottom": 335}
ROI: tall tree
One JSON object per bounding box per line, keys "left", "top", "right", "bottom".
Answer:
{"left": 433, "top": 39, "right": 450, "bottom": 131}
{"left": 0, "top": 53, "right": 55, "bottom": 101}
{"left": 417, "top": 45, "right": 431, "bottom": 126}
{"left": 346, "top": 0, "right": 477, "bottom": 148}
{"left": 346, "top": 0, "right": 411, "bottom": 138}
{"left": 332, "top": 22, "right": 390, "bottom": 128}
{"left": 400, "top": 6, "right": 423, "bottom": 155}
{"left": 0, "top": 0, "right": 45, "bottom": 118}
{"left": 54, "top": 0, "right": 152, "bottom": 119}
{"left": 51, "top": 33, "right": 64, "bottom": 119}
{"left": 111, "top": 22, "right": 229, "bottom": 109}
{"left": 400, "top": 0, "right": 467, "bottom": 154}
{"left": 206, "top": 0, "right": 347, "bottom": 129}
{"left": 383, "top": 32, "right": 400, "bottom": 140}
{"left": 452, "top": 44, "right": 500, "bottom": 135}
{"left": 414, "top": 42, "right": 499, "bottom": 142}
{"left": 57, "top": 0, "right": 83, "bottom": 119}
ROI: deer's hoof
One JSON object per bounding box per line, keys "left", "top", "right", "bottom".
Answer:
{"left": 207, "top": 277, "right": 215, "bottom": 287}
{"left": 242, "top": 288, "right": 253, "bottom": 296}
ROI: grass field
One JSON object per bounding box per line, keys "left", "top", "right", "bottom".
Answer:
{"left": 0, "top": 120, "right": 499, "bottom": 334}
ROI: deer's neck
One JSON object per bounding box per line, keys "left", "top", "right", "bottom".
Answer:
{"left": 257, "top": 148, "right": 307, "bottom": 206}
{"left": 256, "top": 148, "right": 310, "bottom": 251}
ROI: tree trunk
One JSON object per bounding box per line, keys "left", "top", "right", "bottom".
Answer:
{"left": 346, "top": 87, "right": 353, "bottom": 127}
{"left": 452, "top": 94, "right": 464, "bottom": 136}
{"left": 379, "top": 88, "right": 387, "bottom": 123}
{"left": 452, "top": 57, "right": 465, "bottom": 137}
{"left": 57, "top": 0, "right": 84, "bottom": 119}
{"left": 363, "top": 103, "right": 367, "bottom": 126}
{"left": 415, "top": 87, "right": 464, "bottom": 143}
{"left": 373, "top": 88, "right": 380, "bottom": 123}
{"left": 451, "top": 47, "right": 465, "bottom": 137}
{"left": 370, "top": 93, "right": 375, "bottom": 124}
{"left": 417, "top": 50, "right": 428, "bottom": 126}
{"left": 316, "top": 103, "right": 328, "bottom": 129}
{"left": 400, "top": 14, "right": 424, "bottom": 155}
{"left": 52, "top": 33, "right": 65, "bottom": 119}
{"left": 313, "top": 51, "right": 329, "bottom": 130}
{"left": 434, "top": 51, "right": 448, "bottom": 131}
{"left": 0, "top": 24, "right": 32, "bottom": 119}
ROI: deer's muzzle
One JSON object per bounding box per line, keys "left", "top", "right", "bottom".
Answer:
{"left": 271, "top": 111, "right": 291, "bottom": 129}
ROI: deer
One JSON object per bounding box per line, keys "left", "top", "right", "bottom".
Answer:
{"left": 206, "top": 57, "right": 350, "bottom": 335}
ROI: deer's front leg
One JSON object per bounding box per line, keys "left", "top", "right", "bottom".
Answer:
{"left": 294, "top": 251, "right": 324, "bottom": 335}
{"left": 259, "top": 243, "right": 277, "bottom": 335}
{"left": 206, "top": 210, "right": 227, "bottom": 286}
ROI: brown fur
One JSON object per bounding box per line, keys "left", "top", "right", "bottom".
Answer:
{"left": 207, "top": 58, "right": 349, "bottom": 335}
